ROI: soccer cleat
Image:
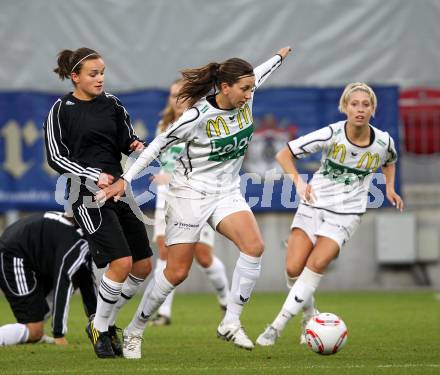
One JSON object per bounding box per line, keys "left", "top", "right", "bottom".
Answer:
{"left": 216, "top": 321, "right": 254, "bottom": 350}
{"left": 122, "top": 329, "right": 143, "bottom": 359}
{"left": 300, "top": 309, "right": 320, "bottom": 344}
{"left": 256, "top": 325, "right": 280, "bottom": 346}
{"left": 108, "top": 325, "right": 123, "bottom": 356}
{"left": 148, "top": 314, "right": 171, "bottom": 326}
{"left": 86, "top": 321, "right": 115, "bottom": 358}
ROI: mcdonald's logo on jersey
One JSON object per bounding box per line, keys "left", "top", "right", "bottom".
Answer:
{"left": 356, "top": 152, "right": 380, "bottom": 171}
{"left": 331, "top": 143, "right": 346, "bottom": 163}
{"left": 206, "top": 116, "right": 230, "bottom": 138}
{"left": 237, "top": 103, "right": 252, "bottom": 129}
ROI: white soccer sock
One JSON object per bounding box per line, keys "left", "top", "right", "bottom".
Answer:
{"left": 156, "top": 258, "right": 175, "bottom": 317}
{"left": 272, "top": 267, "right": 322, "bottom": 332}
{"left": 302, "top": 295, "right": 317, "bottom": 317}
{"left": 223, "top": 252, "right": 261, "bottom": 324}
{"left": 157, "top": 289, "right": 175, "bottom": 317}
{"left": 0, "top": 323, "right": 29, "bottom": 345}
{"left": 154, "top": 258, "right": 166, "bottom": 277}
{"left": 201, "top": 255, "right": 229, "bottom": 306}
{"left": 94, "top": 274, "right": 123, "bottom": 332}
{"left": 285, "top": 273, "right": 297, "bottom": 289}
{"left": 108, "top": 273, "right": 145, "bottom": 326}
{"left": 154, "top": 258, "right": 176, "bottom": 318}
{"left": 285, "top": 274, "right": 316, "bottom": 316}
{"left": 126, "top": 269, "right": 174, "bottom": 336}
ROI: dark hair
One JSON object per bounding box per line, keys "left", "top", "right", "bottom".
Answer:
{"left": 53, "top": 47, "right": 101, "bottom": 80}
{"left": 178, "top": 58, "right": 254, "bottom": 107}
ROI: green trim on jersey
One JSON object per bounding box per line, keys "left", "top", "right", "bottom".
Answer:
{"left": 376, "top": 139, "right": 387, "bottom": 147}
{"left": 322, "top": 158, "right": 370, "bottom": 185}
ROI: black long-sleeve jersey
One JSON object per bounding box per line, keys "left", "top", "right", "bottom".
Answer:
{"left": 0, "top": 212, "right": 96, "bottom": 337}
{"left": 43, "top": 92, "right": 140, "bottom": 182}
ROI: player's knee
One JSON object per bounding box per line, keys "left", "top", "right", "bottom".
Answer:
{"left": 169, "top": 268, "right": 190, "bottom": 286}
{"left": 26, "top": 324, "right": 44, "bottom": 343}
{"left": 109, "top": 256, "right": 133, "bottom": 280}
{"left": 132, "top": 257, "right": 152, "bottom": 279}
{"left": 306, "top": 259, "right": 328, "bottom": 274}
{"left": 245, "top": 238, "right": 264, "bottom": 257}
{"left": 285, "top": 264, "right": 301, "bottom": 279}
{"left": 144, "top": 257, "right": 152, "bottom": 275}
{"left": 195, "top": 252, "right": 212, "bottom": 268}
{"left": 118, "top": 257, "right": 133, "bottom": 274}
{"left": 197, "top": 258, "right": 211, "bottom": 268}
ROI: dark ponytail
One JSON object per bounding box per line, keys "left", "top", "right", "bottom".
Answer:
{"left": 178, "top": 58, "right": 254, "bottom": 107}
{"left": 53, "top": 47, "right": 101, "bottom": 81}
{"left": 178, "top": 62, "right": 220, "bottom": 107}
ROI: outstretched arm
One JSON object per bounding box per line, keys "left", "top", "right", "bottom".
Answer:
{"left": 277, "top": 46, "right": 292, "bottom": 60}
{"left": 254, "top": 46, "right": 292, "bottom": 89}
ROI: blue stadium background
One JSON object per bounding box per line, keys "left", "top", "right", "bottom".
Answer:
{"left": 0, "top": 86, "right": 399, "bottom": 212}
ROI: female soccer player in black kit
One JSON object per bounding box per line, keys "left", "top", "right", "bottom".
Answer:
{"left": 43, "top": 47, "right": 153, "bottom": 358}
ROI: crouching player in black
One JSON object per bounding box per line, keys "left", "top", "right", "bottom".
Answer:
{"left": 0, "top": 211, "right": 97, "bottom": 346}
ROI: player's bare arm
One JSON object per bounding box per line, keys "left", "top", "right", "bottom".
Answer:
{"left": 276, "top": 146, "right": 316, "bottom": 203}
{"left": 382, "top": 163, "right": 404, "bottom": 211}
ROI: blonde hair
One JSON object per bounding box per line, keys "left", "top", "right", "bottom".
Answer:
{"left": 157, "top": 103, "right": 176, "bottom": 134}
{"left": 338, "top": 82, "right": 377, "bottom": 116}
{"left": 157, "top": 79, "right": 183, "bottom": 134}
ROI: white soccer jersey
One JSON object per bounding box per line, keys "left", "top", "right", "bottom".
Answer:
{"left": 123, "top": 55, "right": 283, "bottom": 196}
{"left": 287, "top": 121, "right": 397, "bottom": 214}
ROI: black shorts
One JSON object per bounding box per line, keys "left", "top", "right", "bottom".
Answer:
{"left": 0, "top": 251, "right": 49, "bottom": 323}
{"left": 72, "top": 195, "right": 153, "bottom": 268}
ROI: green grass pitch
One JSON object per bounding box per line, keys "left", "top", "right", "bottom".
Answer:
{"left": 0, "top": 291, "right": 439, "bottom": 374}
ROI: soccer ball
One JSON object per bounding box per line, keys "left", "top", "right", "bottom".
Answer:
{"left": 305, "top": 312, "right": 348, "bottom": 355}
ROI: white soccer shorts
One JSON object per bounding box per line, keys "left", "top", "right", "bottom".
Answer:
{"left": 290, "top": 204, "right": 361, "bottom": 249}
{"left": 164, "top": 189, "right": 251, "bottom": 246}
{"left": 153, "top": 207, "right": 215, "bottom": 247}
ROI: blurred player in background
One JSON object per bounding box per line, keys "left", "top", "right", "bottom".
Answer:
{"left": 256, "top": 82, "right": 404, "bottom": 346}
{"left": 99, "top": 46, "right": 292, "bottom": 357}
{"left": 0, "top": 212, "right": 96, "bottom": 346}
{"left": 149, "top": 79, "right": 229, "bottom": 326}
{"left": 44, "top": 47, "right": 153, "bottom": 358}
